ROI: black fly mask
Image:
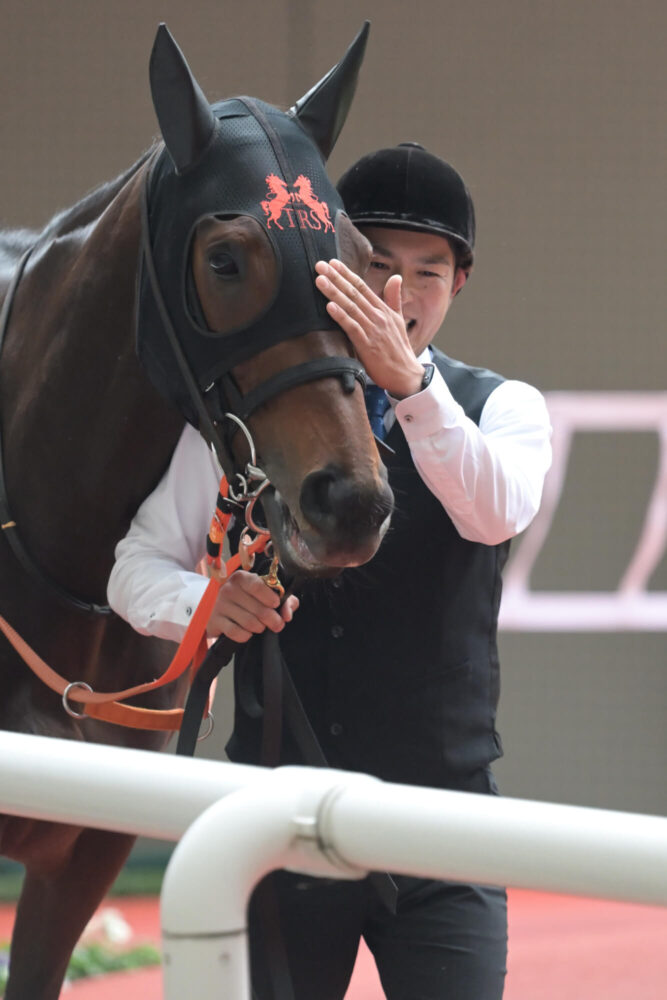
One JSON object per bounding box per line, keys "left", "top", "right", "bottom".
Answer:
{"left": 137, "top": 24, "right": 370, "bottom": 468}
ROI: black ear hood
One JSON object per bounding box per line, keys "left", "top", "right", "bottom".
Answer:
{"left": 136, "top": 23, "right": 369, "bottom": 426}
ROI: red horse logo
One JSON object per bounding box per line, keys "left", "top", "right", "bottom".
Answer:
{"left": 260, "top": 174, "right": 335, "bottom": 233}
{"left": 291, "top": 175, "right": 335, "bottom": 233}
{"left": 261, "top": 175, "right": 292, "bottom": 229}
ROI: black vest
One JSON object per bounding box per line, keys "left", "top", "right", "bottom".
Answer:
{"left": 228, "top": 349, "right": 509, "bottom": 792}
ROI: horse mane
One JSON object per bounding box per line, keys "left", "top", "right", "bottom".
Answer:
{"left": 0, "top": 228, "right": 37, "bottom": 262}
{"left": 0, "top": 147, "right": 160, "bottom": 272}
{"left": 42, "top": 145, "right": 158, "bottom": 238}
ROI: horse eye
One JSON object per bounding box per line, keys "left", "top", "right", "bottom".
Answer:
{"left": 208, "top": 250, "right": 240, "bottom": 278}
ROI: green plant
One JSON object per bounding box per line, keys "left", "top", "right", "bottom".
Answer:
{"left": 0, "top": 941, "right": 161, "bottom": 992}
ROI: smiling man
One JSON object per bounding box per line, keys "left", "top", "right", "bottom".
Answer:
{"left": 272, "top": 143, "right": 553, "bottom": 1000}
{"left": 319, "top": 226, "right": 467, "bottom": 397}
{"left": 108, "top": 142, "right": 552, "bottom": 999}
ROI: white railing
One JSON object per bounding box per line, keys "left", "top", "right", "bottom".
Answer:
{"left": 500, "top": 391, "right": 667, "bottom": 631}
{"left": 1, "top": 731, "right": 667, "bottom": 999}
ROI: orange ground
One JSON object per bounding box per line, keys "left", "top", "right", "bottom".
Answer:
{"left": 1, "top": 890, "right": 666, "bottom": 998}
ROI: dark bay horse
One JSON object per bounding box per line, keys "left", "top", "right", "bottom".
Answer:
{"left": 0, "top": 24, "right": 391, "bottom": 999}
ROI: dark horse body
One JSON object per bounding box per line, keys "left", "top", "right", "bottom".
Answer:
{"left": 0, "top": 25, "right": 390, "bottom": 998}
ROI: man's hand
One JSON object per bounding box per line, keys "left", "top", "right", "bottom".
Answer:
{"left": 207, "top": 570, "right": 299, "bottom": 642}
{"left": 315, "top": 258, "right": 424, "bottom": 398}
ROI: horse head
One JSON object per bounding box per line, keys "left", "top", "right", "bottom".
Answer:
{"left": 138, "top": 24, "right": 393, "bottom": 576}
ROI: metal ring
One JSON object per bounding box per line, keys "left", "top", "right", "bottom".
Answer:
{"left": 245, "top": 471, "right": 271, "bottom": 499}
{"left": 224, "top": 412, "right": 258, "bottom": 467}
{"left": 228, "top": 472, "right": 249, "bottom": 502}
{"left": 245, "top": 489, "right": 272, "bottom": 536}
{"left": 197, "top": 711, "right": 214, "bottom": 742}
{"left": 62, "top": 681, "right": 93, "bottom": 719}
{"left": 222, "top": 413, "right": 272, "bottom": 503}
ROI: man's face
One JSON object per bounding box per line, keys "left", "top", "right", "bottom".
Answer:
{"left": 359, "top": 226, "right": 468, "bottom": 357}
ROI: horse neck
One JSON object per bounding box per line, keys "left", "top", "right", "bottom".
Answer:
{"left": 2, "top": 162, "right": 184, "bottom": 603}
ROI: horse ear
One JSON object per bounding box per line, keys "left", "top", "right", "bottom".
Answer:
{"left": 149, "top": 23, "right": 216, "bottom": 174}
{"left": 289, "top": 21, "right": 370, "bottom": 161}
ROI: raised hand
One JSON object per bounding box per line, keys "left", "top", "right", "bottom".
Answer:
{"left": 315, "top": 258, "right": 424, "bottom": 399}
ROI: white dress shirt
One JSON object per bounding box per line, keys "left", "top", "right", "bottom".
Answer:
{"left": 107, "top": 352, "right": 552, "bottom": 642}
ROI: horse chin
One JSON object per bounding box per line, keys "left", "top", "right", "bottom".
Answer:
{"left": 261, "top": 488, "right": 385, "bottom": 578}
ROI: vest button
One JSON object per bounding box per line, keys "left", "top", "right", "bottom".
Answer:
{"left": 331, "top": 624, "right": 344, "bottom": 638}
{"left": 330, "top": 722, "right": 343, "bottom": 736}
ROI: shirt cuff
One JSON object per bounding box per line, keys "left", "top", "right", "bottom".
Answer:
{"left": 173, "top": 572, "right": 211, "bottom": 626}
{"left": 391, "top": 364, "right": 464, "bottom": 438}
{"left": 137, "top": 571, "right": 211, "bottom": 643}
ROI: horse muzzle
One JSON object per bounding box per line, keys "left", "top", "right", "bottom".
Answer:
{"left": 262, "top": 466, "right": 393, "bottom": 576}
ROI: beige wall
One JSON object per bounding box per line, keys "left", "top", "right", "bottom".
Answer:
{"left": 2, "top": 1, "right": 665, "bottom": 814}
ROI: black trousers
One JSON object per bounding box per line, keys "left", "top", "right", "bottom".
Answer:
{"left": 249, "top": 870, "right": 507, "bottom": 1000}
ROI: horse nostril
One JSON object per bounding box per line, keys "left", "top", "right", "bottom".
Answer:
{"left": 300, "top": 465, "right": 393, "bottom": 538}
{"left": 300, "top": 468, "right": 338, "bottom": 533}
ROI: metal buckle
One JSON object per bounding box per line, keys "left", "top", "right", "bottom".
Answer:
{"left": 62, "top": 681, "right": 93, "bottom": 719}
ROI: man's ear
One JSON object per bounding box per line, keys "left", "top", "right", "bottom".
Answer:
{"left": 452, "top": 267, "right": 469, "bottom": 297}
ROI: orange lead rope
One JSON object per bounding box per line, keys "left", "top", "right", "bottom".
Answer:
{"left": 0, "top": 472, "right": 276, "bottom": 733}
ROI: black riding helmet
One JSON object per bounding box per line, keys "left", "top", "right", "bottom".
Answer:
{"left": 337, "top": 142, "right": 475, "bottom": 271}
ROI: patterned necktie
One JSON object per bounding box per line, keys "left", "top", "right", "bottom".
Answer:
{"left": 365, "top": 383, "right": 389, "bottom": 440}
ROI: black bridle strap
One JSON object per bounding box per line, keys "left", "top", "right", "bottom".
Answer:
{"left": 0, "top": 245, "right": 112, "bottom": 616}
{"left": 139, "top": 168, "right": 237, "bottom": 478}
{"left": 0, "top": 245, "right": 33, "bottom": 356}
{"left": 219, "top": 357, "right": 365, "bottom": 422}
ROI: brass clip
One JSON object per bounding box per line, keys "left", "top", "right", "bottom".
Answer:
{"left": 260, "top": 554, "right": 285, "bottom": 600}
